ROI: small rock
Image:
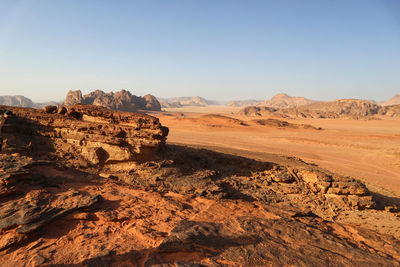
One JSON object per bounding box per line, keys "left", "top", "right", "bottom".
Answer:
{"left": 30, "top": 254, "right": 46, "bottom": 266}
{"left": 272, "top": 173, "right": 295, "bottom": 183}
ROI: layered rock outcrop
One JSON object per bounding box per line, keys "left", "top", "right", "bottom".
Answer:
{"left": 239, "top": 99, "right": 400, "bottom": 119}
{"left": 64, "top": 89, "right": 162, "bottom": 111}
{"left": 1, "top": 104, "right": 168, "bottom": 165}
{"left": 112, "top": 145, "right": 375, "bottom": 214}
{"left": 0, "top": 146, "right": 399, "bottom": 266}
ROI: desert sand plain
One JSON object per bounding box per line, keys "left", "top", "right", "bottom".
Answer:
{"left": 155, "top": 105, "right": 400, "bottom": 197}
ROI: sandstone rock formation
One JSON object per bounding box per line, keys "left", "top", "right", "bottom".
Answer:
{"left": 64, "top": 89, "right": 162, "bottom": 111}
{"left": 0, "top": 104, "right": 168, "bottom": 165}
{"left": 63, "top": 90, "right": 83, "bottom": 106}
{"left": 381, "top": 94, "right": 400, "bottom": 106}
{"left": 0, "top": 95, "right": 33, "bottom": 107}
{"left": 227, "top": 94, "right": 314, "bottom": 108}
{"left": 260, "top": 93, "right": 315, "bottom": 108}
{"left": 0, "top": 144, "right": 399, "bottom": 265}
{"left": 158, "top": 100, "right": 183, "bottom": 108}
{"left": 159, "top": 96, "right": 220, "bottom": 108}
{"left": 143, "top": 94, "right": 161, "bottom": 110}
{"left": 239, "top": 99, "right": 400, "bottom": 119}
{"left": 251, "top": 118, "right": 322, "bottom": 129}
{"left": 227, "top": 99, "right": 262, "bottom": 107}
{"left": 0, "top": 96, "right": 60, "bottom": 109}
{"left": 381, "top": 104, "right": 400, "bottom": 117}
{"left": 238, "top": 106, "right": 279, "bottom": 117}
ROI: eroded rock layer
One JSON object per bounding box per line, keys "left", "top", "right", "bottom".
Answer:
{"left": 0, "top": 104, "right": 168, "bottom": 165}
{"left": 239, "top": 99, "right": 400, "bottom": 119}
{"left": 0, "top": 149, "right": 399, "bottom": 266}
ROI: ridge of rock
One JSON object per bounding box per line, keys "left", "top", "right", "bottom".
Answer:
{"left": 239, "top": 99, "right": 400, "bottom": 119}
{"left": 64, "top": 89, "right": 162, "bottom": 111}
{"left": 1, "top": 104, "right": 168, "bottom": 165}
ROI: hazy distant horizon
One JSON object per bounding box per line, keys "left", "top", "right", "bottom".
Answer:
{"left": 1, "top": 1, "right": 399, "bottom": 102}
{"left": 0, "top": 88, "right": 398, "bottom": 104}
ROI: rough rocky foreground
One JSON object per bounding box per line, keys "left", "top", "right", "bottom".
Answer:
{"left": 0, "top": 105, "right": 400, "bottom": 266}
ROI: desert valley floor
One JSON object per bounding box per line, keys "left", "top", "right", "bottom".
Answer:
{"left": 155, "top": 106, "right": 400, "bottom": 197}
{"left": 1, "top": 103, "right": 400, "bottom": 266}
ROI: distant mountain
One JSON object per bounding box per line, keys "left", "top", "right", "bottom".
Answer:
{"left": 380, "top": 94, "right": 400, "bottom": 106}
{"left": 0, "top": 95, "right": 33, "bottom": 107}
{"left": 0, "top": 91, "right": 161, "bottom": 112}
{"left": 239, "top": 99, "right": 400, "bottom": 119}
{"left": 260, "top": 93, "right": 316, "bottom": 108}
{"left": 158, "top": 96, "right": 222, "bottom": 108}
{"left": 33, "top": 101, "right": 61, "bottom": 108}
{"left": 0, "top": 95, "right": 62, "bottom": 109}
{"left": 227, "top": 100, "right": 262, "bottom": 107}
{"left": 227, "top": 94, "right": 315, "bottom": 108}
{"left": 290, "top": 99, "right": 381, "bottom": 118}
{"left": 64, "top": 89, "right": 161, "bottom": 111}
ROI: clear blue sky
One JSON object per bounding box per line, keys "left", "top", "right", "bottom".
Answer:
{"left": 0, "top": 0, "right": 399, "bottom": 102}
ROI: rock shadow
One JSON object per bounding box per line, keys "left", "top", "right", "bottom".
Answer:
{"left": 3, "top": 116, "right": 57, "bottom": 157}
{"left": 156, "top": 144, "right": 276, "bottom": 178}
{"left": 370, "top": 191, "right": 400, "bottom": 211}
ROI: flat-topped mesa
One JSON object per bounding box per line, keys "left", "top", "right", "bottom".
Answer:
{"left": 1, "top": 104, "right": 168, "bottom": 165}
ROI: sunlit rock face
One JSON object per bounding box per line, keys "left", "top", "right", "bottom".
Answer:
{"left": 64, "top": 89, "right": 162, "bottom": 112}
{"left": 1, "top": 104, "right": 168, "bottom": 165}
